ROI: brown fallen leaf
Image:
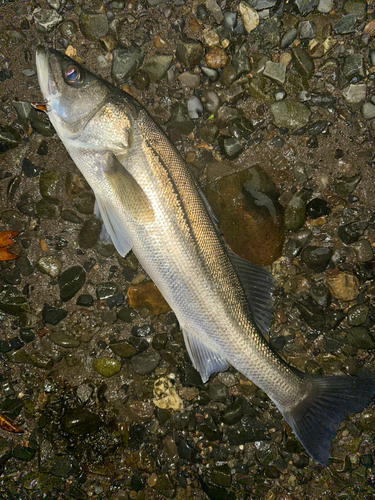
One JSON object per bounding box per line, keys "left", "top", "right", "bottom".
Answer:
{"left": 0, "top": 230, "right": 18, "bottom": 261}
{"left": 0, "top": 413, "right": 24, "bottom": 433}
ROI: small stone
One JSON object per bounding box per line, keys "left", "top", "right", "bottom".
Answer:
{"left": 362, "top": 102, "right": 375, "bottom": 120}
{"left": 36, "top": 198, "right": 61, "bottom": 219}
{"left": 210, "top": 463, "right": 231, "bottom": 488}
{"left": 300, "top": 246, "right": 333, "bottom": 272}
{"left": 327, "top": 272, "right": 359, "bottom": 301}
{"left": 142, "top": 54, "right": 173, "bottom": 82}
{"left": 127, "top": 402, "right": 154, "bottom": 424}
{"left": 342, "top": 84, "right": 367, "bottom": 104}
{"left": 352, "top": 240, "right": 374, "bottom": 262}
{"left": 205, "top": 0, "right": 224, "bottom": 23}
{"left": 334, "top": 14, "right": 357, "bottom": 35}
{"left": 281, "top": 28, "right": 297, "bottom": 48}
{"left": 112, "top": 47, "right": 144, "bottom": 84}
{"left": 202, "top": 90, "right": 220, "bottom": 114}
{"left": 292, "top": 47, "right": 314, "bottom": 79}
{"left": 50, "top": 330, "right": 81, "bottom": 348}
{"left": 93, "top": 357, "right": 122, "bottom": 377}
{"left": 337, "top": 220, "right": 367, "bottom": 245}
{"left": 59, "top": 20, "right": 78, "bottom": 38}
{"left": 176, "top": 40, "right": 204, "bottom": 68}
{"left": 78, "top": 217, "right": 102, "bottom": 249}
{"left": 205, "top": 47, "right": 228, "bottom": 69}
{"left": 117, "top": 306, "right": 137, "bottom": 323}
{"left": 169, "top": 103, "right": 194, "bottom": 135}
{"left": 153, "top": 377, "right": 183, "bottom": 411}
{"left": 232, "top": 42, "right": 251, "bottom": 76}
{"left": 347, "top": 327, "right": 375, "bottom": 350}
{"left": 42, "top": 303, "right": 67, "bottom": 325}
{"left": 270, "top": 100, "right": 311, "bottom": 130}
{"left": 21, "top": 158, "right": 39, "bottom": 178}
{"left": 33, "top": 7, "right": 62, "bottom": 32}
{"left": 61, "top": 210, "right": 83, "bottom": 224}
{"left": 79, "top": 13, "right": 108, "bottom": 41}
{"left": 263, "top": 61, "right": 286, "bottom": 85}
{"left": 127, "top": 281, "right": 170, "bottom": 315}
{"left": 343, "top": 54, "right": 364, "bottom": 81}
{"left": 0, "top": 125, "right": 21, "bottom": 154}
{"left": 110, "top": 341, "right": 136, "bottom": 358}
{"left": 58, "top": 266, "right": 86, "bottom": 302}
{"left": 295, "top": 0, "right": 318, "bottom": 15}
{"left": 306, "top": 198, "right": 330, "bottom": 219}
{"left": 218, "top": 137, "right": 244, "bottom": 160}
{"left": 284, "top": 192, "right": 306, "bottom": 231}
{"left": 131, "top": 351, "right": 161, "bottom": 375}
{"left": 318, "top": 0, "right": 333, "bottom": 13}
{"left": 335, "top": 174, "right": 361, "bottom": 197}
{"left": 299, "top": 20, "right": 316, "bottom": 39}
{"left": 239, "top": 2, "right": 259, "bottom": 33}
{"left": 96, "top": 282, "right": 118, "bottom": 300}
{"left": 74, "top": 191, "right": 95, "bottom": 214}
{"left": 61, "top": 409, "right": 102, "bottom": 435}
{"left": 186, "top": 96, "right": 203, "bottom": 119}
{"left": 347, "top": 305, "right": 369, "bottom": 327}
{"left": 37, "top": 255, "right": 62, "bottom": 278}
{"left": 178, "top": 71, "right": 200, "bottom": 88}
{"left": 76, "top": 294, "right": 94, "bottom": 307}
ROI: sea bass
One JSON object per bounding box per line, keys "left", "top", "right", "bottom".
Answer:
{"left": 35, "top": 46, "right": 375, "bottom": 465}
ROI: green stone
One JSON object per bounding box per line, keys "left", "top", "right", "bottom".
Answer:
{"left": 0, "top": 285, "right": 30, "bottom": 316}
{"left": 50, "top": 330, "right": 81, "bottom": 348}
{"left": 117, "top": 306, "right": 137, "bottom": 323}
{"left": 39, "top": 171, "right": 60, "bottom": 198}
{"left": 36, "top": 197, "right": 62, "bottom": 219}
{"left": 284, "top": 192, "right": 307, "bottom": 231}
{"left": 74, "top": 191, "right": 95, "bottom": 215}
{"left": 110, "top": 341, "right": 136, "bottom": 358}
{"left": 142, "top": 54, "right": 173, "bottom": 82}
{"left": 58, "top": 266, "right": 86, "bottom": 302}
{"left": 78, "top": 217, "right": 102, "bottom": 249}
{"left": 93, "top": 357, "right": 122, "bottom": 377}
{"left": 28, "top": 352, "right": 54, "bottom": 369}
{"left": 347, "top": 327, "right": 375, "bottom": 349}
{"left": 96, "top": 282, "right": 118, "bottom": 300}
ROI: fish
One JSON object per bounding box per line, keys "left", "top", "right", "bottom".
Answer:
{"left": 35, "top": 46, "right": 375, "bottom": 465}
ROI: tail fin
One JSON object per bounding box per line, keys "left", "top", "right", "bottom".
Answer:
{"left": 281, "top": 375, "right": 375, "bottom": 465}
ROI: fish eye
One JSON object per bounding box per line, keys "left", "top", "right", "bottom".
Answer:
{"left": 64, "top": 64, "right": 84, "bottom": 84}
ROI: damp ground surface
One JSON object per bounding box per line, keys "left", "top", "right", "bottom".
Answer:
{"left": 0, "top": 0, "right": 375, "bottom": 499}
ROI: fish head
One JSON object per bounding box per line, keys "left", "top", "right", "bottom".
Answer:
{"left": 35, "top": 46, "right": 115, "bottom": 143}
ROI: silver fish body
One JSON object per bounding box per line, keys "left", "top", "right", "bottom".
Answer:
{"left": 36, "top": 46, "right": 375, "bottom": 465}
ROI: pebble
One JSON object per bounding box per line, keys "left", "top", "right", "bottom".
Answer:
{"left": 186, "top": 96, "right": 203, "bottom": 119}
{"left": 142, "top": 54, "right": 173, "bottom": 82}
{"left": 270, "top": 100, "right": 311, "bottom": 130}
{"left": 318, "top": 0, "right": 334, "bottom": 13}
{"left": 205, "top": 0, "right": 224, "bottom": 23}
{"left": 300, "top": 246, "right": 333, "bottom": 272}
{"left": 337, "top": 220, "right": 367, "bottom": 244}
{"left": 347, "top": 327, "right": 375, "bottom": 350}
{"left": 42, "top": 303, "right": 67, "bottom": 325}
{"left": 343, "top": 54, "right": 364, "bottom": 81}
{"left": 76, "top": 294, "right": 94, "bottom": 307}
{"left": 131, "top": 351, "right": 161, "bottom": 375}
{"left": 74, "top": 191, "right": 95, "bottom": 214}
{"left": 205, "top": 47, "right": 228, "bottom": 69}
{"left": 347, "top": 304, "right": 368, "bottom": 327}
{"left": 78, "top": 217, "right": 102, "bottom": 249}
{"left": 58, "top": 266, "right": 86, "bottom": 302}
{"left": 153, "top": 377, "right": 183, "bottom": 411}
{"left": 36, "top": 198, "right": 61, "bottom": 219}
{"left": 112, "top": 47, "right": 144, "bottom": 83}
{"left": 37, "top": 255, "right": 62, "bottom": 278}
{"left": 284, "top": 192, "right": 306, "bottom": 231}
{"left": 178, "top": 71, "right": 200, "bottom": 88}
{"left": 239, "top": 2, "right": 259, "bottom": 33}
{"left": 335, "top": 174, "right": 361, "bottom": 197}
{"left": 33, "top": 7, "right": 62, "bottom": 32}
{"left": 292, "top": 47, "right": 314, "bottom": 79}
{"left": 96, "top": 282, "right": 118, "bottom": 300}
{"left": 281, "top": 28, "right": 297, "bottom": 49}
{"left": 352, "top": 239, "right": 374, "bottom": 262}
{"left": 342, "top": 84, "right": 367, "bottom": 104}
{"left": 79, "top": 13, "right": 109, "bottom": 41}
{"left": 218, "top": 137, "right": 244, "bottom": 160}
{"left": 202, "top": 90, "right": 220, "bottom": 114}
{"left": 299, "top": 20, "right": 316, "bottom": 39}
{"left": 127, "top": 281, "right": 170, "bottom": 315}
{"left": 306, "top": 198, "right": 330, "bottom": 219}
{"left": 93, "top": 357, "right": 122, "bottom": 377}
{"left": 110, "top": 341, "right": 136, "bottom": 358}
{"left": 59, "top": 20, "right": 78, "bottom": 38}
{"left": 362, "top": 102, "right": 375, "bottom": 120}
{"left": 263, "top": 61, "right": 286, "bottom": 85}
{"left": 295, "top": 0, "right": 318, "bottom": 15}
{"left": 169, "top": 103, "right": 194, "bottom": 135}
{"left": 61, "top": 409, "right": 102, "bottom": 435}
{"left": 21, "top": 158, "right": 39, "bottom": 178}
{"left": 176, "top": 40, "right": 204, "bottom": 68}
{"left": 335, "top": 14, "right": 357, "bottom": 35}
{"left": 50, "top": 330, "right": 81, "bottom": 348}
{"left": 327, "top": 272, "right": 359, "bottom": 301}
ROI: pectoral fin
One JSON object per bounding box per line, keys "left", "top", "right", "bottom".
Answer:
{"left": 104, "top": 152, "right": 154, "bottom": 224}
{"left": 95, "top": 195, "right": 133, "bottom": 257}
{"left": 182, "top": 327, "right": 228, "bottom": 383}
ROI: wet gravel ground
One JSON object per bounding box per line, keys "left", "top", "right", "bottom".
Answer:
{"left": 1, "top": 0, "right": 375, "bottom": 498}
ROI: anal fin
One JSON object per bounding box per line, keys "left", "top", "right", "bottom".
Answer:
{"left": 182, "top": 328, "right": 228, "bottom": 383}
